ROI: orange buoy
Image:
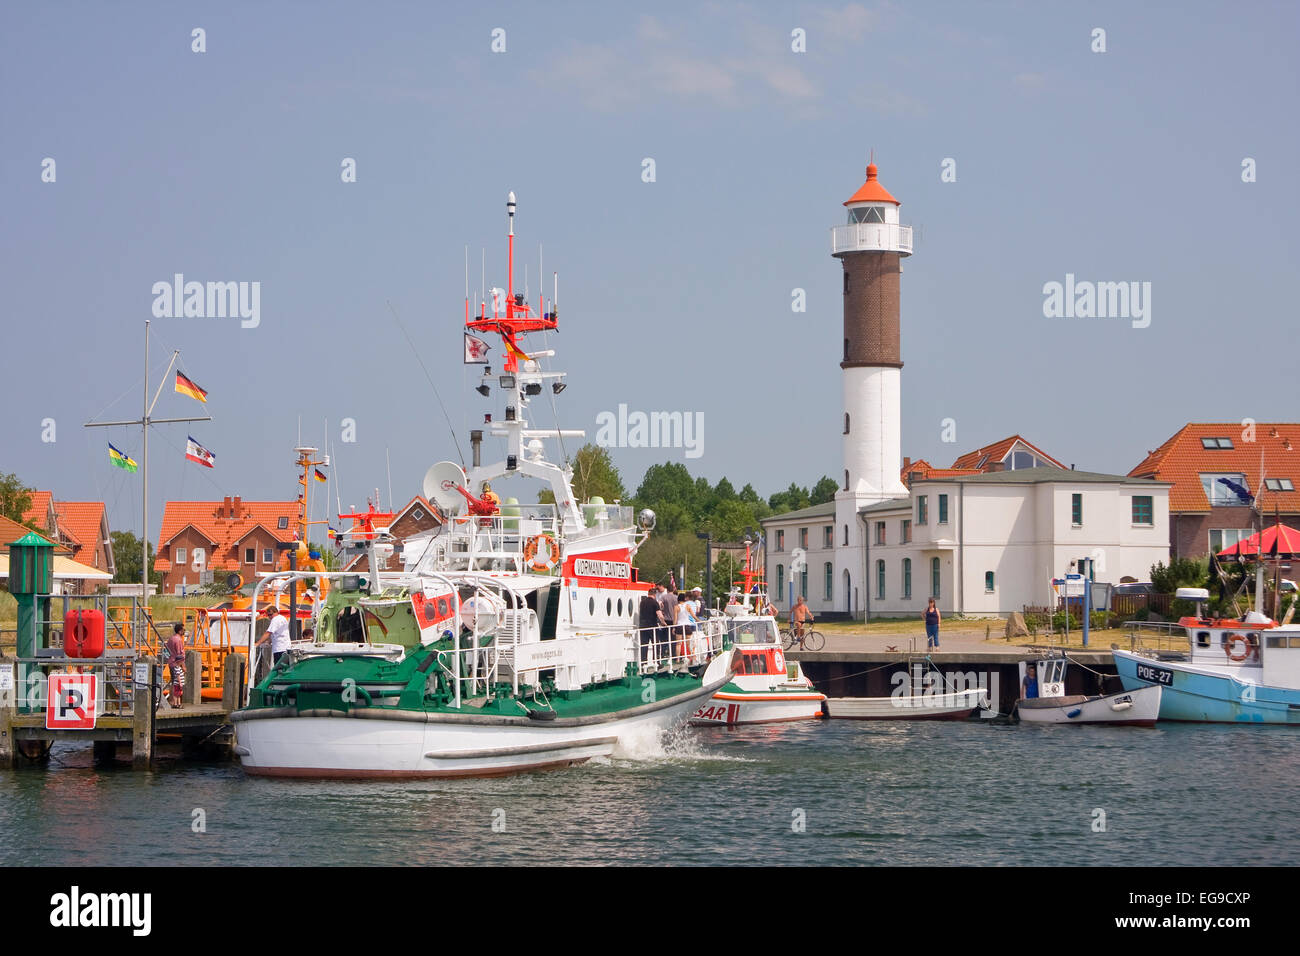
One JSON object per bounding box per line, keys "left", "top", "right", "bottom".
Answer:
{"left": 64, "top": 609, "right": 106, "bottom": 658}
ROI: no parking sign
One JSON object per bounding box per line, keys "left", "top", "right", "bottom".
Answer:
{"left": 46, "top": 674, "right": 97, "bottom": 729}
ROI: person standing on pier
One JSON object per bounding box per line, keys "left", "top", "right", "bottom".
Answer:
{"left": 164, "top": 623, "right": 186, "bottom": 708}
{"left": 924, "top": 598, "right": 941, "bottom": 649}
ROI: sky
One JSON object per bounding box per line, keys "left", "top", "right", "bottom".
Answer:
{"left": 2, "top": 1, "right": 1297, "bottom": 541}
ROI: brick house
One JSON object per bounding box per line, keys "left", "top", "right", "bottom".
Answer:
{"left": 344, "top": 495, "right": 443, "bottom": 573}
{"left": 1129, "top": 423, "right": 1300, "bottom": 559}
{"left": 21, "top": 493, "right": 116, "bottom": 588}
{"left": 154, "top": 496, "right": 299, "bottom": 595}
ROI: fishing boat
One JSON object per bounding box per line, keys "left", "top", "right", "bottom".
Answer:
{"left": 1015, "top": 654, "right": 1161, "bottom": 726}
{"left": 689, "top": 543, "right": 826, "bottom": 726}
{"left": 1114, "top": 587, "right": 1300, "bottom": 724}
{"left": 230, "top": 193, "right": 732, "bottom": 778}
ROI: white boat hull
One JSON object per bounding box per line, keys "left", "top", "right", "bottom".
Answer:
{"left": 689, "top": 691, "right": 826, "bottom": 726}
{"left": 234, "top": 676, "right": 729, "bottom": 778}
{"left": 825, "top": 688, "right": 987, "bottom": 720}
{"left": 1017, "top": 685, "right": 1162, "bottom": 726}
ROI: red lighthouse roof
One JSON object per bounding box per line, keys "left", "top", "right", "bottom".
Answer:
{"left": 843, "top": 162, "right": 900, "bottom": 206}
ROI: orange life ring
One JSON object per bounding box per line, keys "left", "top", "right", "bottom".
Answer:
{"left": 523, "top": 533, "right": 558, "bottom": 573}
{"left": 1224, "top": 633, "right": 1252, "bottom": 662}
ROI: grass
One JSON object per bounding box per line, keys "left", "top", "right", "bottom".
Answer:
{"left": 0, "top": 592, "right": 196, "bottom": 625}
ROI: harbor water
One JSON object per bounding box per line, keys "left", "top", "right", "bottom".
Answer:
{"left": 2, "top": 720, "right": 1296, "bottom": 866}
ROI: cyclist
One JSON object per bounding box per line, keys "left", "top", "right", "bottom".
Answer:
{"left": 791, "top": 596, "right": 815, "bottom": 646}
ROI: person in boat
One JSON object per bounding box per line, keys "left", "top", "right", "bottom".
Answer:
{"left": 164, "top": 622, "right": 186, "bottom": 709}
{"left": 301, "top": 626, "right": 315, "bottom": 643}
{"left": 1022, "top": 663, "right": 1039, "bottom": 699}
{"left": 657, "top": 585, "right": 678, "bottom": 664}
{"left": 924, "top": 598, "right": 941, "bottom": 649}
{"left": 792, "top": 596, "right": 814, "bottom": 639}
{"left": 675, "top": 593, "right": 697, "bottom": 661}
{"left": 639, "top": 585, "right": 666, "bottom": 666}
{"left": 257, "top": 605, "right": 292, "bottom": 670}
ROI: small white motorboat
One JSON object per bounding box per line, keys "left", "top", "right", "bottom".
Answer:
{"left": 825, "top": 686, "right": 987, "bottom": 720}
{"left": 1016, "top": 655, "right": 1161, "bottom": 726}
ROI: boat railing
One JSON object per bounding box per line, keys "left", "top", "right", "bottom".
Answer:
{"left": 1120, "top": 620, "right": 1190, "bottom": 654}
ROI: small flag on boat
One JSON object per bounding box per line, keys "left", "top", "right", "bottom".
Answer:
{"left": 175, "top": 371, "right": 208, "bottom": 403}
{"left": 314, "top": 468, "right": 328, "bottom": 483}
{"left": 185, "top": 436, "right": 216, "bottom": 468}
{"left": 503, "top": 336, "right": 531, "bottom": 363}
{"left": 108, "top": 443, "right": 138, "bottom": 473}
{"left": 464, "top": 333, "right": 491, "bottom": 364}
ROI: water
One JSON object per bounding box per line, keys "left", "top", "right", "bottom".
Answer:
{"left": 2, "top": 721, "right": 1296, "bottom": 866}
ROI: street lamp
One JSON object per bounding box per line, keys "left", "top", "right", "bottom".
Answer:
{"left": 696, "top": 531, "right": 712, "bottom": 611}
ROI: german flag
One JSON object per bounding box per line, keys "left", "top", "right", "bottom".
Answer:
{"left": 175, "top": 370, "right": 208, "bottom": 403}
{"left": 314, "top": 468, "right": 327, "bottom": 483}
{"left": 503, "top": 337, "right": 531, "bottom": 364}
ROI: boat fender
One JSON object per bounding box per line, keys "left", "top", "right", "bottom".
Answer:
{"left": 1066, "top": 708, "right": 1082, "bottom": 719}
{"left": 1110, "top": 697, "right": 1133, "bottom": 711}
{"left": 527, "top": 708, "right": 558, "bottom": 721}
{"left": 523, "top": 533, "right": 558, "bottom": 573}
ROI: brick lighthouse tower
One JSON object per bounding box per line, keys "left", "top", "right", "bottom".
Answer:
{"left": 832, "top": 158, "right": 912, "bottom": 613}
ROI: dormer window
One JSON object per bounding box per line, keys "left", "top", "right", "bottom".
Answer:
{"left": 848, "top": 206, "right": 887, "bottom": 224}
{"left": 1201, "top": 437, "right": 1234, "bottom": 449}
{"left": 277, "top": 516, "right": 289, "bottom": 530}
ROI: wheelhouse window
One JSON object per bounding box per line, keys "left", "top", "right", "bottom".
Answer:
{"left": 1131, "top": 495, "right": 1153, "bottom": 525}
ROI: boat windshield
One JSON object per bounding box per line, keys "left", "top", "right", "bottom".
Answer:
{"left": 732, "top": 619, "right": 778, "bottom": 645}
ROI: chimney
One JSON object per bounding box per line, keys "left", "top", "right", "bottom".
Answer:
{"left": 903, "top": 457, "right": 911, "bottom": 472}
{"left": 222, "top": 495, "right": 233, "bottom": 518}
{"left": 232, "top": 496, "right": 242, "bottom": 518}
{"left": 986, "top": 461, "right": 1005, "bottom": 473}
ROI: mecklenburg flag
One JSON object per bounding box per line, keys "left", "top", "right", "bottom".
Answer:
{"left": 108, "top": 443, "right": 138, "bottom": 473}
{"left": 175, "top": 370, "right": 208, "bottom": 403}
{"left": 314, "top": 468, "right": 327, "bottom": 483}
{"left": 185, "top": 436, "right": 216, "bottom": 468}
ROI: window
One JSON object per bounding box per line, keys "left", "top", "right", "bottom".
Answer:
{"left": 1071, "top": 493, "right": 1083, "bottom": 526}
{"left": 844, "top": 413, "right": 850, "bottom": 435}
{"left": 175, "top": 547, "right": 187, "bottom": 564}
{"left": 1201, "top": 437, "right": 1234, "bottom": 449}
{"left": 799, "top": 528, "right": 808, "bottom": 549}
{"left": 776, "top": 564, "right": 785, "bottom": 596}
{"left": 1201, "top": 473, "right": 1250, "bottom": 506}
{"left": 876, "top": 559, "right": 885, "bottom": 600}
{"left": 938, "top": 494, "right": 949, "bottom": 524}
{"left": 849, "top": 205, "right": 886, "bottom": 224}
{"left": 412, "top": 508, "right": 425, "bottom": 520}
{"left": 824, "top": 526, "right": 833, "bottom": 548}
{"left": 1132, "top": 495, "right": 1153, "bottom": 525}
{"left": 800, "top": 568, "right": 808, "bottom": 599}
{"left": 245, "top": 547, "right": 255, "bottom": 563}
{"left": 917, "top": 496, "right": 928, "bottom": 525}
{"left": 776, "top": 530, "right": 784, "bottom": 552}
{"left": 985, "top": 571, "right": 996, "bottom": 592}
{"left": 843, "top": 273, "right": 849, "bottom": 295}
{"left": 843, "top": 524, "right": 849, "bottom": 546}
{"left": 903, "top": 558, "right": 912, "bottom": 598}
{"left": 931, "top": 557, "right": 941, "bottom": 598}
{"left": 875, "top": 521, "right": 886, "bottom": 545}
{"left": 901, "top": 519, "right": 912, "bottom": 543}
{"left": 824, "top": 562, "right": 833, "bottom": 600}
{"left": 844, "top": 469, "right": 850, "bottom": 491}
{"left": 277, "top": 516, "right": 289, "bottom": 529}
{"left": 1209, "top": 529, "right": 1254, "bottom": 553}
{"left": 1010, "top": 450, "right": 1036, "bottom": 469}
{"left": 263, "top": 548, "right": 273, "bottom": 564}
{"left": 1265, "top": 478, "right": 1295, "bottom": 491}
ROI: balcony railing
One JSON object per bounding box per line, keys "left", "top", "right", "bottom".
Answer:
{"left": 831, "top": 222, "right": 913, "bottom": 255}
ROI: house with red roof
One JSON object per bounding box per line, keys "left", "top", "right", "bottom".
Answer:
{"left": 20, "top": 492, "right": 115, "bottom": 588}
{"left": 901, "top": 435, "right": 1065, "bottom": 486}
{"left": 1128, "top": 423, "right": 1300, "bottom": 558}
{"left": 154, "top": 495, "right": 300, "bottom": 594}
{"left": 343, "top": 495, "right": 443, "bottom": 573}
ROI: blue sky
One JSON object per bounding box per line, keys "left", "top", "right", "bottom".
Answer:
{"left": 2, "top": 1, "right": 1297, "bottom": 538}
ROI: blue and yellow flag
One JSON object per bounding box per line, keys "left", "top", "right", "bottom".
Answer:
{"left": 109, "top": 443, "right": 138, "bottom": 473}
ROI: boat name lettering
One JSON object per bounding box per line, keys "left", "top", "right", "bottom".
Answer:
{"left": 574, "top": 559, "right": 630, "bottom": 579}
{"left": 1134, "top": 662, "right": 1174, "bottom": 686}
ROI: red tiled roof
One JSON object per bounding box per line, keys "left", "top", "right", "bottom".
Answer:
{"left": 53, "top": 502, "right": 105, "bottom": 559}
{"left": 154, "top": 499, "right": 299, "bottom": 573}
{"left": 20, "top": 491, "right": 54, "bottom": 533}
{"left": 900, "top": 459, "right": 982, "bottom": 484}
{"left": 844, "top": 162, "right": 900, "bottom": 206}
{"left": 0, "top": 515, "right": 70, "bottom": 553}
{"left": 1128, "top": 423, "right": 1300, "bottom": 513}
{"left": 950, "top": 435, "right": 1065, "bottom": 471}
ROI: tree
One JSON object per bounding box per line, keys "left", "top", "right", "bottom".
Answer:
{"left": 769, "top": 482, "right": 811, "bottom": 514}
{"left": 810, "top": 476, "right": 839, "bottom": 505}
{"left": 635, "top": 462, "right": 695, "bottom": 508}
{"left": 704, "top": 499, "right": 761, "bottom": 541}
{"left": 1150, "top": 557, "right": 1206, "bottom": 594}
{"left": 634, "top": 530, "right": 705, "bottom": 589}
{"left": 715, "top": 477, "right": 737, "bottom": 501}
{"left": 111, "top": 530, "right": 161, "bottom": 585}
{"left": 0, "top": 472, "right": 35, "bottom": 526}
{"left": 540, "top": 444, "right": 627, "bottom": 506}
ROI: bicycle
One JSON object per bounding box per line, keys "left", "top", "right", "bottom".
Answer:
{"left": 783, "top": 621, "right": 824, "bottom": 652}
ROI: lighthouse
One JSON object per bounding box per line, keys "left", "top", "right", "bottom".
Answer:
{"left": 832, "top": 159, "right": 912, "bottom": 611}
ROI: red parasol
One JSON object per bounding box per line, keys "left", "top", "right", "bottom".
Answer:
{"left": 1217, "top": 522, "right": 1300, "bottom": 560}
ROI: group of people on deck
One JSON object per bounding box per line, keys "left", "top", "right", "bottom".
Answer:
{"left": 638, "top": 583, "right": 707, "bottom": 667}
